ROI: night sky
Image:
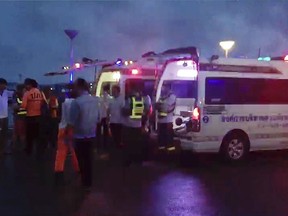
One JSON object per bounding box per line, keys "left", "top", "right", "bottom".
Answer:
{"left": 1, "top": 0, "right": 288, "bottom": 84}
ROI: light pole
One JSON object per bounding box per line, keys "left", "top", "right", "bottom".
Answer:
{"left": 219, "top": 41, "right": 235, "bottom": 58}
{"left": 64, "top": 29, "right": 79, "bottom": 83}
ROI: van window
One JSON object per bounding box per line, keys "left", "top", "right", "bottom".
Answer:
{"left": 205, "top": 77, "right": 288, "bottom": 104}
{"left": 125, "top": 79, "right": 155, "bottom": 98}
{"left": 162, "top": 80, "right": 197, "bottom": 98}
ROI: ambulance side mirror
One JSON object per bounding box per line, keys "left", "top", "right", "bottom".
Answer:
{"left": 175, "top": 118, "right": 183, "bottom": 126}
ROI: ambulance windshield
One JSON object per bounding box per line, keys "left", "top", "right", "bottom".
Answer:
{"left": 125, "top": 79, "right": 155, "bottom": 98}
{"left": 100, "top": 82, "right": 117, "bottom": 95}
{"left": 162, "top": 80, "right": 197, "bottom": 98}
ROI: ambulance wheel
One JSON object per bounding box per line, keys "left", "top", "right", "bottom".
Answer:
{"left": 220, "top": 131, "right": 250, "bottom": 162}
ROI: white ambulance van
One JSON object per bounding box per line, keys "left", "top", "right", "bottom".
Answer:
{"left": 156, "top": 54, "right": 288, "bottom": 161}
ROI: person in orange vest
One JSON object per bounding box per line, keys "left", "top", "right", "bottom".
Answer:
{"left": 43, "top": 87, "right": 59, "bottom": 148}
{"left": 22, "top": 78, "right": 43, "bottom": 156}
{"left": 12, "top": 84, "right": 27, "bottom": 151}
{"left": 54, "top": 89, "right": 79, "bottom": 185}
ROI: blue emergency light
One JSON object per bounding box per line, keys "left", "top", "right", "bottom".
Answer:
{"left": 115, "top": 58, "right": 122, "bottom": 66}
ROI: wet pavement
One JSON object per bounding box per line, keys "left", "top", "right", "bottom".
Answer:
{"left": 1, "top": 148, "right": 288, "bottom": 216}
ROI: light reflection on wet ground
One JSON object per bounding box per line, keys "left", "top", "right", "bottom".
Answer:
{"left": 1, "top": 150, "right": 288, "bottom": 215}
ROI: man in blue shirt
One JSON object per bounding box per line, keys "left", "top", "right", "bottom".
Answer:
{"left": 69, "top": 78, "right": 100, "bottom": 190}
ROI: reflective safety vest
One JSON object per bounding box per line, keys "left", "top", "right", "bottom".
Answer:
{"left": 158, "top": 94, "right": 176, "bottom": 119}
{"left": 42, "top": 94, "right": 59, "bottom": 118}
{"left": 16, "top": 97, "right": 27, "bottom": 116}
{"left": 129, "top": 97, "right": 144, "bottom": 120}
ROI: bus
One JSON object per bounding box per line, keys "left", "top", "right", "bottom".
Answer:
{"left": 155, "top": 54, "right": 288, "bottom": 161}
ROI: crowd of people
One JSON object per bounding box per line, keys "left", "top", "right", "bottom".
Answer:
{"left": 0, "top": 76, "right": 177, "bottom": 191}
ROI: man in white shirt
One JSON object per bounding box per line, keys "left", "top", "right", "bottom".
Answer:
{"left": 69, "top": 78, "right": 100, "bottom": 190}
{"left": 0, "top": 78, "right": 14, "bottom": 154}
{"left": 108, "top": 85, "right": 124, "bottom": 148}
{"left": 97, "top": 85, "right": 112, "bottom": 154}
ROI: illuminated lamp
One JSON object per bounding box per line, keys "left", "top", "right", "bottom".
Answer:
{"left": 62, "top": 66, "right": 70, "bottom": 70}
{"left": 131, "top": 69, "right": 139, "bottom": 75}
{"left": 129, "top": 61, "right": 133, "bottom": 64}
{"left": 284, "top": 55, "right": 288, "bottom": 62}
{"left": 177, "top": 69, "right": 198, "bottom": 78}
{"left": 75, "top": 63, "right": 81, "bottom": 69}
{"left": 124, "top": 61, "right": 129, "bottom": 66}
{"left": 219, "top": 41, "right": 235, "bottom": 58}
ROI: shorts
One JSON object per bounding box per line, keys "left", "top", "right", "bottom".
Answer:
{"left": 14, "top": 119, "right": 26, "bottom": 137}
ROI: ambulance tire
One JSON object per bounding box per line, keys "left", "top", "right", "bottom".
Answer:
{"left": 220, "top": 130, "right": 250, "bottom": 162}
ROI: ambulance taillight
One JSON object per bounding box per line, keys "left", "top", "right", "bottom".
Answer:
{"left": 191, "top": 107, "right": 201, "bottom": 132}
{"left": 192, "top": 107, "right": 200, "bottom": 120}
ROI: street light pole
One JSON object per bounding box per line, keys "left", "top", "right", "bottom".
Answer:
{"left": 219, "top": 41, "right": 235, "bottom": 58}
{"left": 69, "top": 39, "right": 74, "bottom": 82}
{"left": 64, "top": 29, "right": 79, "bottom": 83}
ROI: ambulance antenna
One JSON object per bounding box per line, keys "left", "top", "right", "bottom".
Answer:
{"left": 210, "top": 55, "right": 219, "bottom": 63}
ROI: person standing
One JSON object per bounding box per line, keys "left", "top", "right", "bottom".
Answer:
{"left": 43, "top": 87, "right": 59, "bottom": 148}
{"left": 142, "top": 94, "right": 152, "bottom": 133}
{"left": 142, "top": 94, "right": 153, "bottom": 160}
{"left": 108, "top": 85, "right": 124, "bottom": 148}
{"left": 156, "top": 83, "right": 176, "bottom": 150}
{"left": 121, "top": 84, "right": 150, "bottom": 166}
{"left": 0, "top": 78, "right": 14, "bottom": 154}
{"left": 97, "top": 85, "right": 112, "bottom": 154}
{"left": 22, "top": 78, "right": 43, "bottom": 156}
{"left": 12, "top": 84, "right": 27, "bottom": 151}
{"left": 69, "top": 78, "right": 100, "bottom": 190}
{"left": 54, "top": 90, "right": 79, "bottom": 185}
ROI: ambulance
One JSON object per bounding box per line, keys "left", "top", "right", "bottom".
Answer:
{"left": 95, "top": 59, "right": 157, "bottom": 99}
{"left": 154, "top": 50, "right": 288, "bottom": 161}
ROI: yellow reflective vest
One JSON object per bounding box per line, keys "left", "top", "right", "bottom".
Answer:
{"left": 129, "top": 97, "right": 144, "bottom": 120}
{"left": 157, "top": 93, "right": 176, "bottom": 119}
{"left": 16, "top": 97, "right": 27, "bottom": 116}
